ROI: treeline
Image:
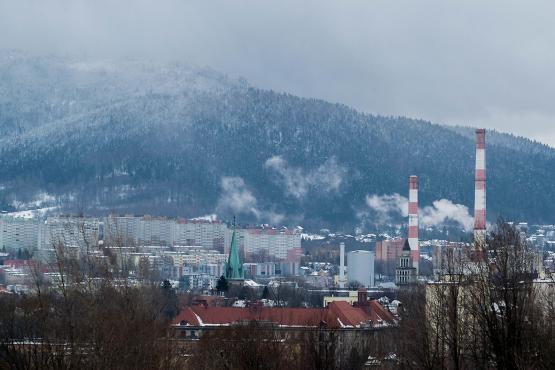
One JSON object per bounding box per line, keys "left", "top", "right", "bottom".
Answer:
{"left": 0, "top": 243, "right": 181, "bottom": 370}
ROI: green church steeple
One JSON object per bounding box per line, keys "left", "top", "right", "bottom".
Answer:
{"left": 225, "top": 218, "right": 244, "bottom": 281}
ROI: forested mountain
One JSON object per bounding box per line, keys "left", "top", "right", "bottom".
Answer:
{"left": 1, "top": 51, "right": 554, "bottom": 229}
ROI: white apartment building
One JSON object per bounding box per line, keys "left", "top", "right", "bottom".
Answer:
{"left": 38, "top": 216, "right": 100, "bottom": 250}
{"left": 173, "top": 219, "right": 229, "bottom": 251}
{"left": 234, "top": 228, "right": 302, "bottom": 262}
{"left": 0, "top": 217, "right": 39, "bottom": 252}
{"left": 138, "top": 216, "right": 173, "bottom": 245}
{"left": 104, "top": 215, "right": 140, "bottom": 247}
{"left": 104, "top": 216, "right": 229, "bottom": 250}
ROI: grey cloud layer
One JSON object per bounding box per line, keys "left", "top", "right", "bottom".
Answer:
{"left": 1, "top": 0, "right": 554, "bottom": 146}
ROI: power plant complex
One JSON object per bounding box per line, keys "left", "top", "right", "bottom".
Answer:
{"left": 342, "top": 128, "right": 487, "bottom": 286}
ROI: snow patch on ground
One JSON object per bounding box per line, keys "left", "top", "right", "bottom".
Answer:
{"left": 301, "top": 233, "right": 325, "bottom": 241}
{"left": 11, "top": 192, "right": 56, "bottom": 210}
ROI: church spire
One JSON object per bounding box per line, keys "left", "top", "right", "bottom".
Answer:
{"left": 225, "top": 217, "right": 244, "bottom": 281}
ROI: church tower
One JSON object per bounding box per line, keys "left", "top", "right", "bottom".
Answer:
{"left": 225, "top": 218, "right": 244, "bottom": 284}
{"left": 396, "top": 239, "right": 417, "bottom": 285}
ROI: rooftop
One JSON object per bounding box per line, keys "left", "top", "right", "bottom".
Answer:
{"left": 172, "top": 300, "right": 396, "bottom": 329}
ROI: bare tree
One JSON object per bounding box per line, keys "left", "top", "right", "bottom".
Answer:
{"left": 0, "top": 227, "right": 185, "bottom": 370}
{"left": 466, "top": 220, "right": 540, "bottom": 370}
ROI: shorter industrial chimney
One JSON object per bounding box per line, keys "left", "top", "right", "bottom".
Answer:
{"left": 339, "top": 242, "right": 346, "bottom": 289}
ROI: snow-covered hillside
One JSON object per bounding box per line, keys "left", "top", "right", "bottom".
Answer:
{"left": 0, "top": 51, "right": 554, "bottom": 228}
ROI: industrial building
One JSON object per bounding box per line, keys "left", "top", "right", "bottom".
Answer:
{"left": 347, "top": 250, "right": 375, "bottom": 287}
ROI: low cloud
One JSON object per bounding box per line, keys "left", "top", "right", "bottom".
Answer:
{"left": 265, "top": 155, "right": 346, "bottom": 199}
{"left": 216, "top": 176, "right": 284, "bottom": 225}
{"left": 365, "top": 193, "right": 473, "bottom": 230}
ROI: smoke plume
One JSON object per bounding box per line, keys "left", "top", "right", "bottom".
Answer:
{"left": 365, "top": 193, "right": 408, "bottom": 222}
{"left": 365, "top": 193, "right": 473, "bottom": 230}
{"left": 217, "top": 176, "right": 284, "bottom": 224}
{"left": 420, "top": 199, "right": 474, "bottom": 230}
{"left": 265, "top": 155, "right": 346, "bottom": 199}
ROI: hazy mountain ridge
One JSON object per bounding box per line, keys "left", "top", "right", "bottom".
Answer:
{"left": 0, "top": 52, "right": 554, "bottom": 228}
{"left": 445, "top": 125, "right": 554, "bottom": 159}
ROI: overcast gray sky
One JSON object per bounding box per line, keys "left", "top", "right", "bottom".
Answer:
{"left": 1, "top": 0, "right": 554, "bottom": 146}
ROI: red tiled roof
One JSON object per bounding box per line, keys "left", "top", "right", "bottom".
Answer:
{"left": 4, "top": 259, "right": 36, "bottom": 268}
{"left": 173, "top": 300, "right": 396, "bottom": 329}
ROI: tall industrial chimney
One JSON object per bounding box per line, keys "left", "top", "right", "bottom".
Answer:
{"left": 474, "top": 129, "right": 487, "bottom": 243}
{"left": 339, "top": 242, "right": 346, "bottom": 289}
{"left": 408, "top": 176, "right": 419, "bottom": 272}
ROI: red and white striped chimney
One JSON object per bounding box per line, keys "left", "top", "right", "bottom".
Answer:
{"left": 408, "top": 175, "right": 419, "bottom": 272}
{"left": 474, "top": 129, "right": 487, "bottom": 242}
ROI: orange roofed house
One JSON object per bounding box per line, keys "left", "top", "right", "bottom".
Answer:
{"left": 172, "top": 290, "right": 397, "bottom": 341}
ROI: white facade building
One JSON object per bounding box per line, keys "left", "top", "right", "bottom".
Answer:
{"left": 235, "top": 228, "right": 302, "bottom": 262}
{"left": 38, "top": 216, "right": 100, "bottom": 250}
{"left": 104, "top": 215, "right": 229, "bottom": 250}
{"left": 172, "top": 219, "right": 229, "bottom": 251}
{"left": 138, "top": 216, "right": 173, "bottom": 245}
{"left": 0, "top": 217, "right": 39, "bottom": 252}
{"left": 104, "top": 215, "right": 140, "bottom": 247}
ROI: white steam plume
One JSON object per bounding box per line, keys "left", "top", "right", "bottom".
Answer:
{"left": 420, "top": 199, "right": 474, "bottom": 231}
{"left": 216, "top": 176, "right": 284, "bottom": 225}
{"left": 365, "top": 193, "right": 408, "bottom": 222}
{"left": 265, "top": 155, "right": 346, "bottom": 199}
{"left": 365, "top": 193, "right": 473, "bottom": 230}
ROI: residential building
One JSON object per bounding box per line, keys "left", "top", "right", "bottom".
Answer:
{"left": 0, "top": 216, "right": 39, "bottom": 252}
{"left": 38, "top": 216, "right": 100, "bottom": 250}
{"left": 375, "top": 238, "right": 405, "bottom": 276}
{"left": 234, "top": 228, "right": 302, "bottom": 263}
{"left": 172, "top": 290, "right": 397, "bottom": 340}
{"left": 173, "top": 219, "right": 229, "bottom": 251}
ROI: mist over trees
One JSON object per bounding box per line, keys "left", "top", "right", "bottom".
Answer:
{"left": 0, "top": 52, "right": 554, "bottom": 228}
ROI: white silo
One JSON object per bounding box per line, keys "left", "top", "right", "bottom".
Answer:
{"left": 347, "top": 250, "right": 375, "bottom": 287}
